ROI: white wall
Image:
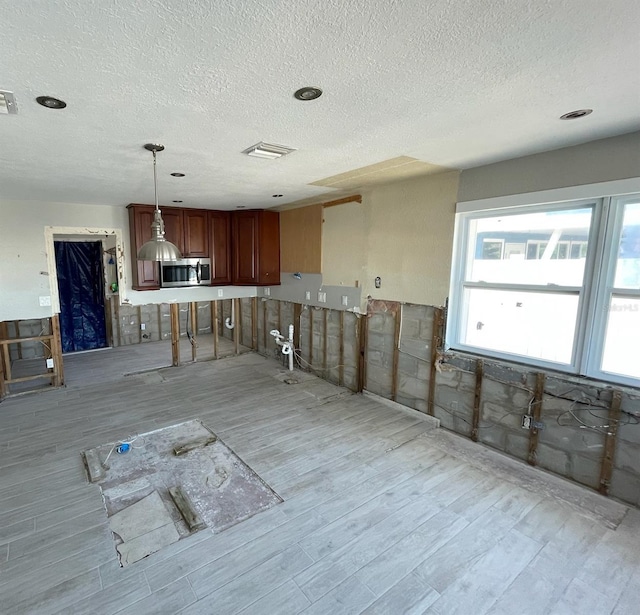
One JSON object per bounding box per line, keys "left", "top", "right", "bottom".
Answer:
{"left": 0, "top": 201, "right": 125, "bottom": 321}
{"left": 0, "top": 200, "right": 256, "bottom": 322}
{"left": 362, "top": 171, "right": 459, "bottom": 306}
{"left": 276, "top": 171, "right": 460, "bottom": 311}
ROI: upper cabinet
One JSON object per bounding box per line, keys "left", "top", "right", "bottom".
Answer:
{"left": 209, "top": 211, "right": 232, "bottom": 285}
{"left": 184, "top": 210, "right": 209, "bottom": 257}
{"left": 127, "top": 204, "right": 159, "bottom": 290}
{"left": 232, "top": 210, "right": 280, "bottom": 286}
{"left": 162, "top": 208, "right": 209, "bottom": 258}
{"left": 127, "top": 204, "right": 280, "bottom": 290}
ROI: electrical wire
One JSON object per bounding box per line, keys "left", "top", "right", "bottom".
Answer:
{"left": 180, "top": 304, "right": 198, "bottom": 347}
{"left": 293, "top": 349, "right": 349, "bottom": 373}
{"left": 102, "top": 434, "right": 146, "bottom": 467}
{"left": 290, "top": 306, "right": 639, "bottom": 432}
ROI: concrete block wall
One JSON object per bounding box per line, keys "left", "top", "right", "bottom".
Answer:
{"left": 109, "top": 300, "right": 225, "bottom": 347}
{"left": 261, "top": 299, "right": 360, "bottom": 391}
{"left": 266, "top": 296, "right": 640, "bottom": 509}
{"left": 396, "top": 304, "right": 432, "bottom": 415}
{"left": 365, "top": 307, "right": 395, "bottom": 400}
{"left": 295, "top": 306, "right": 359, "bottom": 390}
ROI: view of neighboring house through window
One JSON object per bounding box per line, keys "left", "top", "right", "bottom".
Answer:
{"left": 448, "top": 192, "right": 640, "bottom": 387}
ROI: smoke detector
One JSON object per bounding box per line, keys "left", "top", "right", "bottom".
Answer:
{"left": 0, "top": 90, "right": 18, "bottom": 114}
{"left": 242, "top": 142, "right": 296, "bottom": 159}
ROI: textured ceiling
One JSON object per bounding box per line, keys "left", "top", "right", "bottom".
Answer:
{"left": 0, "top": 0, "right": 639, "bottom": 210}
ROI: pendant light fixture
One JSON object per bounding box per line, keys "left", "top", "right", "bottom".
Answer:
{"left": 136, "top": 143, "right": 183, "bottom": 261}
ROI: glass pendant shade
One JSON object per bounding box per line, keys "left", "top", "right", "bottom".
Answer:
{"left": 136, "top": 143, "right": 183, "bottom": 261}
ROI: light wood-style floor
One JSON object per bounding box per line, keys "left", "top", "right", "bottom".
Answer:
{"left": 0, "top": 351, "right": 638, "bottom": 614}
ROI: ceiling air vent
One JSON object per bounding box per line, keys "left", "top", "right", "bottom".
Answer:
{"left": 242, "top": 142, "right": 296, "bottom": 160}
{"left": 0, "top": 90, "right": 18, "bottom": 114}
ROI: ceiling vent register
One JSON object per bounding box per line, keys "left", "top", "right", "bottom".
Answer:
{"left": 242, "top": 142, "right": 297, "bottom": 159}
{"left": 0, "top": 90, "right": 18, "bottom": 114}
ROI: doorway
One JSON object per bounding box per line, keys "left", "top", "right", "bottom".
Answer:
{"left": 54, "top": 241, "right": 108, "bottom": 353}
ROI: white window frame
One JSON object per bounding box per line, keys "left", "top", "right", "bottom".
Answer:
{"left": 448, "top": 179, "right": 640, "bottom": 388}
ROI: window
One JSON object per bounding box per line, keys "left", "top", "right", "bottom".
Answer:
{"left": 448, "top": 192, "right": 640, "bottom": 387}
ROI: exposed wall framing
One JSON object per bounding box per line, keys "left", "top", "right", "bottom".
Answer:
{"left": 0, "top": 316, "right": 64, "bottom": 397}
{"left": 7, "top": 294, "right": 640, "bottom": 510}
{"left": 259, "top": 296, "right": 640, "bottom": 510}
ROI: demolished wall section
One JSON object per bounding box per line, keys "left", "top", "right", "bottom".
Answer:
{"left": 263, "top": 297, "right": 640, "bottom": 509}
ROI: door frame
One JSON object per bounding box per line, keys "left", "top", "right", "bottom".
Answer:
{"left": 44, "top": 226, "right": 127, "bottom": 315}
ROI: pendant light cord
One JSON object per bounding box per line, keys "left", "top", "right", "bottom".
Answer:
{"left": 153, "top": 149, "right": 159, "bottom": 212}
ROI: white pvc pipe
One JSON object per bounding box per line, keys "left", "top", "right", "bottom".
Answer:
{"left": 225, "top": 300, "right": 235, "bottom": 329}
{"left": 269, "top": 325, "right": 295, "bottom": 371}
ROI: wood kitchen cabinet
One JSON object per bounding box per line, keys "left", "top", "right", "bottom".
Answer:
{"left": 209, "top": 211, "right": 232, "bottom": 285}
{"left": 161, "top": 208, "right": 185, "bottom": 255}
{"left": 162, "top": 208, "right": 209, "bottom": 258}
{"left": 127, "top": 204, "right": 279, "bottom": 290}
{"left": 127, "top": 204, "right": 159, "bottom": 289}
{"left": 232, "top": 210, "right": 280, "bottom": 285}
{"left": 184, "top": 210, "right": 209, "bottom": 257}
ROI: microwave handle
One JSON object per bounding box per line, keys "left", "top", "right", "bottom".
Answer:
{"left": 196, "top": 261, "right": 201, "bottom": 284}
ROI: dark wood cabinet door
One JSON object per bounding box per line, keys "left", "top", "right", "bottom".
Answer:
{"left": 232, "top": 212, "right": 258, "bottom": 284}
{"left": 184, "top": 210, "right": 209, "bottom": 257}
{"left": 210, "top": 211, "right": 231, "bottom": 284}
{"left": 258, "top": 210, "right": 281, "bottom": 285}
{"left": 161, "top": 208, "right": 185, "bottom": 255}
{"left": 128, "top": 205, "right": 159, "bottom": 289}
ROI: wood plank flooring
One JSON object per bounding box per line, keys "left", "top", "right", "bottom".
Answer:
{"left": 0, "top": 350, "right": 638, "bottom": 614}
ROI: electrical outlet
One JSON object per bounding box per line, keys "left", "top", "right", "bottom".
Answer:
{"left": 341, "top": 295, "right": 348, "bottom": 306}
{"left": 451, "top": 401, "right": 458, "bottom": 411}
{"left": 264, "top": 287, "right": 270, "bottom": 296}
{"left": 218, "top": 289, "right": 224, "bottom": 297}
{"left": 522, "top": 415, "right": 532, "bottom": 429}
{"left": 140, "top": 323, "right": 146, "bottom": 330}
{"left": 46, "top": 358, "right": 54, "bottom": 369}
{"left": 318, "top": 291, "right": 327, "bottom": 303}
{"left": 39, "top": 296, "right": 51, "bottom": 307}
{"left": 305, "top": 291, "right": 311, "bottom": 301}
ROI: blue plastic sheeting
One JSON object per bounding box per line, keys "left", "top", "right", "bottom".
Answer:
{"left": 55, "top": 241, "right": 107, "bottom": 353}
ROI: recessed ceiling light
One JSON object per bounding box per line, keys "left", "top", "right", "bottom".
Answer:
{"left": 170, "top": 172, "right": 185, "bottom": 177}
{"left": 36, "top": 95, "right": 66, "bottom": 109}
{"left": 237, "top": 206, "right": 246, "bottom": 209}
{"left": 294, "top": 86, "right": 322, "bottom": 101}
{"left": 272, "top": 194, "right": 283, "bottom": 198}
{"left": 172, "top": 200, "right": 183, "bottom": 203}
{"left": 560, "top": 109, "right": 593, "bottom": 120}
{"left": 242, "top": 142, "right": 296, "bottom": 159}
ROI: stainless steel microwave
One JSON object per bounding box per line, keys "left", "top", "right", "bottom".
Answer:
{"left": 160, "top": 258, "right": 211, "bottom": 288}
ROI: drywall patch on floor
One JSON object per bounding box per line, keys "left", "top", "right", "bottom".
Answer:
{"left": 83, "top": 419, "right": 282, "bottom": 566}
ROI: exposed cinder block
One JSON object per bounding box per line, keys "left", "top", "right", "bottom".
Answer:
{"left": 366, "top": 364, "right": 392, "bottom": 399}
{"left": 610, "top": 468, "right": 640, "bottom": 507}
{"left": 537, "top": 413, "right": 605, "bottom": 460}
{"left": 505, "top": 431, "right": 530, "bottom": 461}
{"left": 399, "top": 338, "right": 429, "bottom": 362}
{"left": 402, "top": 303, "right": 430, "bottom": 323}
{"left": 396, "top": 394, "right": 428, "bottom": 414}
{"left": 397, "top": 353, "right": 419, "bottom": 378}
{"left": 433, "top": 405, "right": 455, "bottom": 431}
{"left": 617, "top": 421, "right": 640, "bottom": 445}
{"left": 368, "top": 311, "right": 396, "bottom": 335}
{"left": 478, "top": 425, "right": 507, "bottom": 451}
{"left": 570, "top": 453, "right": 601, "bottom": 490}
{"left": 613, "top": 440, "right": 640, "bottom": 476}
{"left": 481, "top": 401, "right": 523, "bottom": 432}
{"left": 536, "top": 443, "right": 571, "bottom": 476}
{"left": 398, "top": 374, "right": 428, "bottom": 401}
